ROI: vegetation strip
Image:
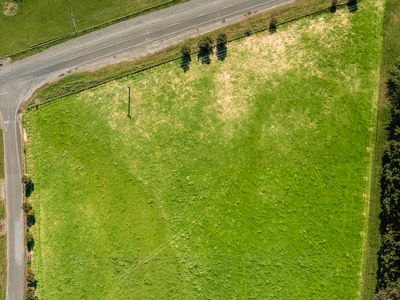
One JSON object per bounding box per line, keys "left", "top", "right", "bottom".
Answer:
{"left": 24, "top": 173, "right": 37, "bottom": 300}
{"left": 373, "top": 0, "right": 400, "bottom": 293}
{"left": 374, "top": 60, "right": 400, "bottom": 299}
{"left": 360, "top": 0, "right": 400, "bottom": 298}
{"left": 28, "top": 0, "right": 351, "bottom": 109}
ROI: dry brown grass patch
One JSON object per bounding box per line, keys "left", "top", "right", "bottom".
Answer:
{"left": 3, "top": 1, "right": 18, "bottom": 16}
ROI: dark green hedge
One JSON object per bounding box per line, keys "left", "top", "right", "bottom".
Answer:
{"left": 376, "top": 59, "right": 400, "bottom": 298}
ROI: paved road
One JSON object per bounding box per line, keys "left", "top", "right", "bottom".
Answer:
{"left": 0, "top": 0, "right": 293, "bottom": 298}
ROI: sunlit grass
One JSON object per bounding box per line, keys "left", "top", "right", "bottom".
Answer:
{"left": 25, "top": 1, "right": 383, "bottom": 298}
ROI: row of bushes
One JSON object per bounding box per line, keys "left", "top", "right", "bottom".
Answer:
{"left": 179, "top": 17, "right": 279, "bottom": 71}
{"left": 180, "top": 32, "right": 230, "bottom": 69}
{"left": 375, "top": 59, "right": 400, "bottom": 299}
{"left": 23, "top": 175, "right": 38, "bottom": 300}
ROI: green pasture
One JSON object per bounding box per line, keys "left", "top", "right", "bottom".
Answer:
{"left": 24, "top": 0, "right": 384, "bottom": 298}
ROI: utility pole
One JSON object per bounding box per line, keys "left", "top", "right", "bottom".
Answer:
{"left": 127, "top": 86, "right": 131, "bottom": 118}
{"left": 66, "top": 0, "right": 78, "bottom": 34}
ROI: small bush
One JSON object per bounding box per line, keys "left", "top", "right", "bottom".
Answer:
{"left": 26, "top": 230, "right": 34, "bottom": 251}
{"left": 181, "top": 44, "right": 191, "bottom": 56}
{"left": 26, "top": 209, "right": 35, "bottom": 227}
{"left": 23, "top": 202, "right": 32, "bottom": 213}
{"left": 269, "top": 16, "right": 278, "bottom": 33}
{"left": 198, "top": 36, "right": 214, "bottom": 52}
{"left": 22, "top": 175, "right": 35, "bottom": 197}
{"left": 22, "top": 175, "right": 31, "bottom": 185}
{"left": 216, "top": 33, "right": 228, "bottom": 46}
{"left": 26, "top": 287, "right": 37, "bottom": 300}
{"left": 198, "top": 36, "right": 214, "bottom": 65}
{"left": 27, "top": 269, "right": 37, "bottom": 288}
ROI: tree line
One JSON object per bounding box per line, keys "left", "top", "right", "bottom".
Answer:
{"left": 375, "top": 59, "right": 400, "bottom": 299}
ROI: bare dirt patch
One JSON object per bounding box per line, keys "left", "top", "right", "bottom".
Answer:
{"left": 3, "top": 1, "right": 18, "bottom": 17}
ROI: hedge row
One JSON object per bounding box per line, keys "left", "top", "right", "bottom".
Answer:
{"left": 375, "top": 59, "right": 400, "bottom": 299}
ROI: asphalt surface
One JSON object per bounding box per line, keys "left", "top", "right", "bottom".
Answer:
{"left": 0, "top": 0, "right": 293, "bottom": 298}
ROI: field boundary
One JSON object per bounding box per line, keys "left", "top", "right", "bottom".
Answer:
{"left": 359, "top": 1, "right": 385, "bottom": 298}
{"left": 27, "top": 0, "right": 353, "bottom": 110}
{"left": 360, "top": 0, "right": 400, "bottom": 298}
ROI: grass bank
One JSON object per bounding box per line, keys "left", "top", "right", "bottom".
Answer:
{"left": 24, "top": 0, "right": 383, "bottom": 298}
{"left": 361, "top": 0, "right": 400, "bottom": 299}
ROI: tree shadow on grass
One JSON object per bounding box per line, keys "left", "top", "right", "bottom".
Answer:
{"left": 198, "top": 48, "right": 213, "bottom": 65}
{"left": 27, "top": 212, "right": 35, "bottom": 227}
{"left": 329, "top": 0, "right": 338, "bottom": 13}
{"left": 216, "top": 44, "right": 228, "bottom": 61}
{"left": 26, "top": 230, "right": 34, "bottom": 251}
{"left": 269, "top": 17, "right": 277, "bottom": 34}
{"left": 347, "top": 0, "right": 358, "bottom": 13}
{"left": 180, "top": 53, "right": 192, "bottom": 72}
{"left": 25, "top": 181, "right": 34, "bottom": 197}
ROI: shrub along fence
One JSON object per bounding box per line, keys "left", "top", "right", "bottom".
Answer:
{"left": 26, "top": 0, "right": 353, "bottom": 110}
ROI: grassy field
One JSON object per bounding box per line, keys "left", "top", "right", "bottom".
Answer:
{"left": 25, "top": 0, "right": 384, "bottom": 299}
{"left": 0, "top": 0, "right": 183, "bottom": 57}
{"left": 69, "top": 0, "right": 183, "bottom": 31}
{"left": 361, "top": 0, "right": 400, "bottom": 298}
